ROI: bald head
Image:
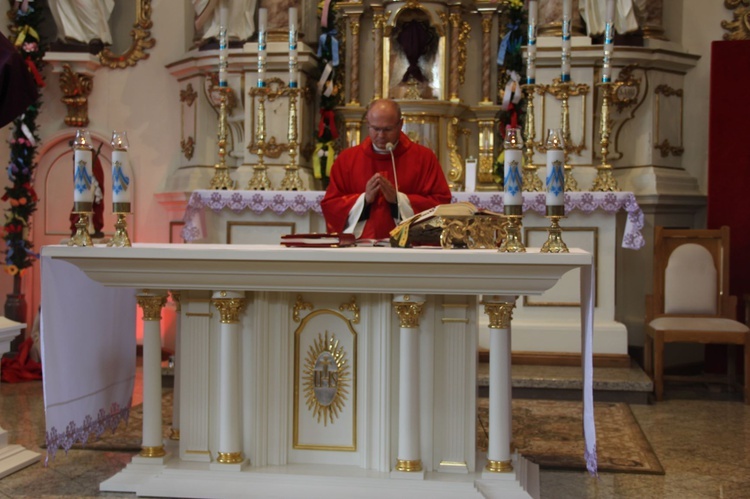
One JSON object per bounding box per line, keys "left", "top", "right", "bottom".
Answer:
{"left": 366, "top": 99, "right": 403, "bottom": 149}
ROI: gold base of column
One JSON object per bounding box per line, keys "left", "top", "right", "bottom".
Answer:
{"left": 499, "top": 215, "right": 526, "bottom": 253}
{"left": 107, "top": 213, "right": 132, "bottom": 247}
{"left": 280, "top": 169, "right": 305, "bottom": 191}
{"left": 169, "top": 428, "right": 180, "bottom": 441}
{"left": 67, "top": 213, "right": 93, "bottom": 247}
{"left": 209, "top": 167, "right": 236, "bottom": 190}
{"left": 540, "top": 215, "right": 569, "bottom": 253}
{"left": 247, "top": 169, "right": 272, "bottom": 190}
{"left": 591, "top": 167, "right": 620, "bottom": 192}
{"left": 485, "top": 459, "right": 513, "bottom": 473}
{"left": 395, "top": 459, "right": 423, "bottom": 472}
{"left": 522, "top": 168, "right": 544, "bottom": 192}
{"left": 564, "top": 168, "right": 579, "bottom": 192}
{"left": 217, "top": 451, "right": 244, "bottom": 464}
{"left": 140, "top": 445, "right": 166, "bottom": 458}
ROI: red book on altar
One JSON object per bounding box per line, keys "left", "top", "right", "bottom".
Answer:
{"left": 280, "top": 232, "right": 356, "bottom": 248}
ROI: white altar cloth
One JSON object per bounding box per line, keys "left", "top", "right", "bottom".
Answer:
{"left": 181, "top": 190, "right": 644, "bottom": 250}
{"left": 40, "top": 256, "right": 137, "bottom": 461}
{"left": 40, "top": 243, "right": 597, "bottom": 496}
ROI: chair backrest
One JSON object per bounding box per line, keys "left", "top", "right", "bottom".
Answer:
{"left": 652, "top": 226, "right": 731, "bottom": 317}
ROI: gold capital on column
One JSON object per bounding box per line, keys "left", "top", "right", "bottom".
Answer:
{"left": 137, "top": 294, "right": 167, "bottom": 321}
{"left": 393, "top": 301, "right": 424, "bottom": 328}
{"left": 212, "top": 294, "right": 246, "bottom": 324}
{"left": 484, "top": 302, "right": 514, "bottom": 329}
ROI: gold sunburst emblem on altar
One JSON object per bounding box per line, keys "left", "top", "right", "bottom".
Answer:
{"left": 302, "top": 331, "right": 350, "bottom": 426}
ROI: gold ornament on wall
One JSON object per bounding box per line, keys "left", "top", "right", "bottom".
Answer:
{"left": 100, "top": 0, "right": 155, "bottom": 69}
{"left": 59, "top": 64, "right": 93, "bottom": 128}
{"left": 722, "top": 0, "right": 750, "bottom": 40}
{"left": 302, "top": 331, "right": 351, "bottom": 426}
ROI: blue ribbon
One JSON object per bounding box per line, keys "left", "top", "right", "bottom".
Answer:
{"left": 497, "top": 20, "right": 521, "bottom": 66}
{"left": 317, "top": 30, "right": 340, "bottom": 67}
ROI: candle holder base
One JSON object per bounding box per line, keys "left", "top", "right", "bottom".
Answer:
{"left": 68, "top": 213, "right": 93, "bottom": 247}
{"left": 107, "top": 213, "right": 132, "bottom": 248}
{"left": 540, "top": 215, "right": 569, "bottom": 254}
{"left": 564, "top": 167, "right": 579, "bottom": 192}
{"left": 280, "top": 169, "right": 305, "bottom": 191}
{"left": 499, "top": 214, "right": 526, "bottom": 253}
{"left": 591, "top": 165, "right": 620, "bottom": 192}
{"left": 247, "top": 168, "right": 272, "bottom": 190}
{"left": 209, "top": 166, "right": 236, "bottom": 190}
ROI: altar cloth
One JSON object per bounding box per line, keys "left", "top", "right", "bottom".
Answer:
{"left": 181, "top": 190, "right": 644, "bottom": 250}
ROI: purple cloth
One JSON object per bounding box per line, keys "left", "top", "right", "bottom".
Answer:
{"left": 0, "top": 32, "right": 38, "bottom": 128}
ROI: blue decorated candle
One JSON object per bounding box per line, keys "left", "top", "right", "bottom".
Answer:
{"left": 545, "top": 129, "right": 565, "bottom": 207}
{"left": 289, "top": 7, "right": 298, "bottom": 88}
{"left": 602, "top": 0, "right": 615, "bottom": 82}
{"left": 561, "top": 0, "right": 572, "bottom": 82}
{"left": 110, "top": 131, "right": 132, "bottom": 207}
{"left": 218, "top": 0, "right": 228, "bottom": 87}
{"left": 257, "top": 8, "right": 267, "bottom": 87}
{"left": 503, "top": 127, "right": 524, "bottom": 208}
{"left": 73, "top": 129, "right": 94, "bottom": 206}
{"left": 526, "top": 0, "right": 537, "bottom": 84}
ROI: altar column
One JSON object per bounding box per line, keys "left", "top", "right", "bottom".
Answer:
{"left": 392, "top": 294, "right": 425, "bottom": 474}
{"left": 211, "top": 291, "right": 247, "bottom": 468}
{"left": 482, "top": 295, "right": 516, "bottom": 474}
{"left": 448, "top": 5, "right": 461, "bottom": 102}
{"left": 371, "top": 4, "right": 386, "bottom": 100}
{"left": 136, "top": 290, "right": 168, "bottom": 458}
{"left": 169, "top": 291, "right": 181, "bottom": 441}
{"left": 340, "top": 3, "right": 364, "bottom": 106}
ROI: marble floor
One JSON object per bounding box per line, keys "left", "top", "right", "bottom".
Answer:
{"left": 0, "top": 366, "right": 749, "bottom": 498}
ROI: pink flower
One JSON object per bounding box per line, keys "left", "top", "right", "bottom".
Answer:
{"left": 22, "top": 41, "right": 38, "bottom": 53}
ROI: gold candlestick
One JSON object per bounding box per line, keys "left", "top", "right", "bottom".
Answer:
{"left": 68, "top": 202, "right": 93, "bottom": 247}
{"left": 247, "top": 89, "right": 272, "bottom": 190}
{"left": 209, "top": 87, "right": 236, "bottom": 190}
{"left": 540, "top": 205, "right": 569, "bottom": 253}
{"left": 280, "top": 87, "right": 305, "bottom": 191}
{"left": 521, "top": 83, "right": 543, "bottom": 192}
{"left": 499, "top": 208, "right": 525, "bottom": 253}
{"left": 107, "top": 203, "right": 132, "bottom": 247}
{"left": 591, "top": 81, "right": 620, "bottom": 192}
{"left": 558, "top": 82, "right": 579, "bottom": 192}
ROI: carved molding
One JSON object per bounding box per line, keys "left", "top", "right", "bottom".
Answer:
{"left": 338, "top": 296, "right": 360, "bottom": 324}
{"left": 293, "top": 294, "right": 313, "bottom": 322}
{"left": 722, "top": 0, "right": 750, "bottom": 40}
{"left": 100, "top": 0, "right": 156, "bottom": 69}
{"left": 180, "top": 136, "right": 195, "bottom": 160}
{"left": 654, "top": 84, "right": 684, "bottom": 157}
{"left": 180, "top": 83, "right": 197, "bottom": 107}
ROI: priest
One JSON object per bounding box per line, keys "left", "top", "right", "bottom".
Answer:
{"left": 321, "top": 99, "right": 451, "bottom": 240}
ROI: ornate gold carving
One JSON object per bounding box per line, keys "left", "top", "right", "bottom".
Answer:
{"left": 654, "top": 84, "right": 684, "bottom": 157}
{"left": 481, "top": 15, "right": 492, "bottom": 34}
{"left": 169, "top": 428, "right": 180, "bottom": 440}
{"left": 440, "top": 216, "right": 506, "bottom": 249}
{"left": 212, "top": 293, "right": 246, "bottom": 323}
{"left": 137, "top": 294, "right": 167, "bottom": 321}
{"left": 485, "top": 459, "right": 513, "bottom": 473}
{"left": 139, "top": 445, "right": 166, "bottom": 458}
{"left": 206, "top": 75, "right": 238, "bottom": 115}
{"left": 248, "top": 136, "right": 287, "bottom": 159}
{"left": 484, "top": 302, "right": 514, "bottom": 329}
{"left": 339, "top": 296, "right": 360, "bottom": 324}
{"left": 302, "top": 331, "right": 351, "bottom": 426}
{"left": 180, "top": 83, "right": 197, "bottom": 107}
{"left": 544, "top": 79, "right": 590, "bottom": 156}
{"left": 58, "top": 64, "right": 92, "bottom": 128}
{"left": 611, "top": 65, "right": 641, "bottom": 113}
{"left": 351, "top": 20, "right": 360, "bottom": 36}
{"left": 478, "top": 155, "right": 494, "bottom": 184}
{"left": 100, "top": 0, "right": 155, "bottom": 69}
{"left": 393, "top": 300, "right": 424, "bottom": 328}
{"left": 180, "top": 136, "right": 195, "bottom": 160}
{"left": 373, "top": 14, "right": 387, "bottom": 31}
{"left": 405, "top": 0, "right": 421, "bottom": 9}
{"left": 396, "top": 459, "right": 423, "bottom": 472}
{"left": 722, "top": 0, "right": 750, "bottom": 40}
{"left": 216, "top": 451, "right": 244, "bottom": 464}
{"left": 457, "top": 21, "right": 471, "bottom": 85}
{"left": 447, "top": 117, "right": 463, "bottom": 188}
{"left": 248, "top": 77, "right": 287, "bottom": 101}
{"left": 293, "top": 294, "right": 313, "bottom": 322}
{"left": 438, "top": 11, "right": 449, "bottom": 30}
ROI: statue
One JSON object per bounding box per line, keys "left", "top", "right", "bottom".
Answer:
{"left": 48, "top": 0, "right": 115, "bottom": 55}
{"left": 194, "top": 0, "right": 257, "bottom": 47}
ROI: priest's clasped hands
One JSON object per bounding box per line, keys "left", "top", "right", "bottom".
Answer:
{"left": 365, "top": 173, "right": 398, "bottom": 204}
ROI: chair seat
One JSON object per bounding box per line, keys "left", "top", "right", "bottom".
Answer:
{"left": 649, "top": 317, "right": 749, "bottom": 334}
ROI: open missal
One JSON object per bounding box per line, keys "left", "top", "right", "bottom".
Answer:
{"left": 280, "top": 233, "right": 356, "bottom": 248}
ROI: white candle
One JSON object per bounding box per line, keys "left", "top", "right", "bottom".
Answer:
{"left": 545, "top": 129, "right": 565, "bottom": 207}
{"left": 289, "top": 7, "right": 298, "bottom": 88}
{"left": 73, "top": 129, "right": 94, "bottom": 204}
{"left": 111, "top": 131, "right": 131, "bottom": 205}
{"left": 602, "top": 0, "right": 615, "bottom": 82}
{"left": 526, "top": 0, "right": 537, "bottom": 84}
{"left": 218, "top": 0, "right": 228, "bottom": 87}
{"left": 561, "top": 0, "right": 572, "bottom": 82}
{"left": 503, "top": 127, "right": 523, "bottom": 207}
{"left": 465, "top": 157, "right": 477, "bottom": 193}
{"left": 257, "top": 8, "right": 267, "bottom": 87}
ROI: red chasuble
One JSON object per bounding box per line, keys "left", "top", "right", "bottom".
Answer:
{"left": 321, "top": 132, "right": 452, "bottom": 240}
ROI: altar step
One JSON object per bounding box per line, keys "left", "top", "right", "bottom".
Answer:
{"left": 478, "top": 360, "right": 654, "bottom": 405}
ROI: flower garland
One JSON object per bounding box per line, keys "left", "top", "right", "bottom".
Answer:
{"left": 4, "top": 2, "right": 45, "bottom": 276}
{"left": 313, "top": 0, "right": 342, "bottom": 186}
{"left": 493, "top": 0, "right": 527, "bottom": 186}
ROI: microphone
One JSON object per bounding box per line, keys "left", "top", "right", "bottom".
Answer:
{"left": 385, "top": 142, "right": 399, "bottom": 197}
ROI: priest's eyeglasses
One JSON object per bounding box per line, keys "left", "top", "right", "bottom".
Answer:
{"left": 367, "top": 124, "right": 399, "bottom": 134}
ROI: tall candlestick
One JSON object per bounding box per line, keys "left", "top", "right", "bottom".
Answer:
{"left": 545, "top": 129, "right": 565, "bottom": 207}
{"left": 111, "top": 131, "right": 131, "bottom": 205}
{"left": 503, "top": 127, "right": 524, "bottom": 207}
{"left": 602, "top": 0, "right": 615, "bottom": 82}
{"left": 73, "top": 129, "right": 94, "bottom": 205}
{"left": 218, "top": 0, "right": 228, "bottom": 87}
{"left": 526, "top": 0, "right": 537, "bottom": 84}
{"left": 258, "top": 8, "right": 267, "bottom": 87}
{"left": 561, "top": 0, "right": 572, "bottom": 82}
{"left": 289, "top": 7, "right": 298, "bottom": 88}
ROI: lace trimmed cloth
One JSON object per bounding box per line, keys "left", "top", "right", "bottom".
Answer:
{"left": 182, "top": 190, "right": 645, "bottom": 250}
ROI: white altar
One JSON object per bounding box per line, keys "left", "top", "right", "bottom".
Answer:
{"left": 181, "top": 190, "right": 643, "bottom": 363}
{"left": 41, "top": 243, "right": 595, "bottom": 499}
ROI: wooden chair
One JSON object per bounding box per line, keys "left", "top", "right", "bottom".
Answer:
{"left": 644, "top": 226, "right": 750, "bottom": 404}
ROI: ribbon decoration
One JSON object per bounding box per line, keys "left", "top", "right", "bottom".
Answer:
{"left": 317, "top": 62, "right": 333, "bottom": 96}
{"left": 320, "top": 0, "right": 333, "bottom": 28}
{"left": 24, "top": 57, "right": 44, "bottom": 87}
{"left": 312, "top": 141, "right": 335, "bottom": 179}
{"left": 497, "top": 20, "right": 522, "bottom": 66}
{"left": 20, "top": 121, "right": 36, "bottom": 145}
{"left": 318, "top": 109, "right": 339, "bottom": 139}
{"left": 501, "top": 70, "right": 522, "bottom": 111}
{"left": 13, "top": 25, "right": 39, "bottom": 48}
{"left": 317, "top": 31, "right": 340, "bottom": 67}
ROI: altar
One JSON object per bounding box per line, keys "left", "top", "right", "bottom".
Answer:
{"left": 41, "top": 243, "right": 595, "bottom": 499}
